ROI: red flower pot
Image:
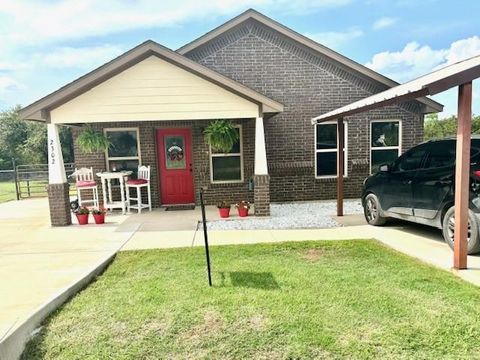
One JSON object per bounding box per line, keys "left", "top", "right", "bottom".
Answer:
{"left": 238, "top": 207, "right": 249, "bottom": 217}
{"left": 76, "top": 213, "right": 89, "bottom": 225}
{"left": 93, "top": 213, "right": 105, "bottom": 224}
{"left": 219, "top": 207, "right": 230, "bottom": 218}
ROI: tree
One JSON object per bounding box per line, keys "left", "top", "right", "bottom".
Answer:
{"left": 424, "top": 113, "right": 480, "bottom": 141}
{"left": 0, "top": 106, "right": 74, "bottom": 170}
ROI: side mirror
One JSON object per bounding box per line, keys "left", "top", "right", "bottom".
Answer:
{"left": 379, "top": 164, "right": 390, "bottom": 172}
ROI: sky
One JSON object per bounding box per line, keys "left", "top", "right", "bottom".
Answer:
{"left": 0, "top": 0, "right": 479, "bottom": 118}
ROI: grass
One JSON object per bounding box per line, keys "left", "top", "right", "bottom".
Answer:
{"left": 22, "top": 240, "right": 480, "bottom": 359}
{"left": 0, "top": 181, "right": 17, "bottom": 203}
{"left": 0, "top": 181, "right": 77, "bottom": 203}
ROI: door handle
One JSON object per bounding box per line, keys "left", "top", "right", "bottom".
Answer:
{"left": 403, "top": 180, "right": 412, "bottom": 185}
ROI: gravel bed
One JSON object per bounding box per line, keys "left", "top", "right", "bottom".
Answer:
{"left": 207, "top": 200, "right": 363, "bottom": 230}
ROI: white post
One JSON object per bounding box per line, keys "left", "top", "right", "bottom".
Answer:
{"left": 47, "top": 124, "right": 67, "bottom": 184}
{"left": 254, "top": 116, "right": 268, "bottom": 175}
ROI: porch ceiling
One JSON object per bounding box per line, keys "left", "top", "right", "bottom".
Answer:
{"left": 19, "top": 40, "right": 283, "bottom": 124}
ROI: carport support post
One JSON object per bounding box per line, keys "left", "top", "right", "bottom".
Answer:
{"left": 453, "top": 82, "right": 472, "bottom": 270}
{"left": 337, "top": 118, "right": 344, "bottom": 216}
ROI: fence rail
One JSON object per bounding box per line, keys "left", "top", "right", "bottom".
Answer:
{"left": 0, "top": 161, "right": 76, "bottom": 202}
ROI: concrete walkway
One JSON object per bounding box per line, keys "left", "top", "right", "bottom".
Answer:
{"left": 0, "top": 199, "right": 135, "bottom": 360}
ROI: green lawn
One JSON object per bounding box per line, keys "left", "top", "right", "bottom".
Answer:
{"left": 22, "top": 240, "right": 480, "bottom": 359}
{"left": 0, "top": 181, "right": 77, "bottom": 203}
{"left": 0, "top": 181, "right": 17, "bottom": 203}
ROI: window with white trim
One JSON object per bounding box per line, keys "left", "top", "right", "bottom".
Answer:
{"left": 370, "top": 120, "right": 401, "bottom": 173}
{"left": 104, "top": 128, "right": 141, "bottom": 173}
{"left": 315, "top": 122, "right": 348, "bottom": 178}
{"left": 210, "top": 126, "right": 243, "bottom": 183}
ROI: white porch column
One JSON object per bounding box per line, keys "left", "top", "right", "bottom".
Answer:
{"left": 47, "top": 124, "right": 67, "bottom": 184}
{"left": 46, "top": 123, "right": 72, "bottom": 226}
{"left": 254, "top": 116, "right": 268, "bottom": 175}
{"left": 253, "top": 116, "right": 270, "bottom": 216}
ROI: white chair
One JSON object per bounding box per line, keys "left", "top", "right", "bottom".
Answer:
{"left": 73, "top": 167, "right": 99, "bottom": 208}
{"left": 126, "top": 165, "right": 152, "bottom": 213}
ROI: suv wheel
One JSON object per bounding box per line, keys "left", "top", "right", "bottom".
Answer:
{"left": 442, "top": 207, "right": 480, "bottom": 254}
{"left": 363, "top": 193, "right": 387, "bottom": 226}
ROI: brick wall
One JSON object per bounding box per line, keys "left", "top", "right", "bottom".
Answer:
{"left": 47, "top": 183, "right": 72, "bottom": 226}
{"left": 72, "top": 119, "right": 256, "bottom": 207}
{"left": 184, "top": 19, "right": 425, "bottom": 202}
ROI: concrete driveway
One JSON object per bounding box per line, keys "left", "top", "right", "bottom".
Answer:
{"left": 0, "top": 199, "right": 136, "bottom": 359}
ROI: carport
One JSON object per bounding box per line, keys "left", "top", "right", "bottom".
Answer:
{"left": 312, "top": 54, "right": 480, "bottom": 270}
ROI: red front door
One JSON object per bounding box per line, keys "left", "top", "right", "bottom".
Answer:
{"left": 156, "top": 128, "right": 195, "bottom": 204}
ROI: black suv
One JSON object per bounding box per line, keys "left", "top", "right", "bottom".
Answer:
{"left": 361, "top": 136, "right": 480, "bottom": 254}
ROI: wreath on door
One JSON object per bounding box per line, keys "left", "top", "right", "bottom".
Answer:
{"left": 167, "top": 145, "right": 184, "bottom": 161}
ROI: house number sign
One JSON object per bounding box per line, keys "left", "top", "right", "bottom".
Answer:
{"left": 50, "top": 139, "right": 56, "bottom": 165}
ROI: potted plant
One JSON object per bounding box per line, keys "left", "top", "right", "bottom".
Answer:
{"left": 75, "top": 206, "right": 90, "bottom": 225}
{"left": 76, "top": 125, "right": 111, "bottom": 153}
{"left": 217, "top": 201, "right": 231, "bottom": 218}
{"left": 92, "top": 207, "right": 106, "bottom": 224}
{"left": 203, "top": 120, "right": 239, "bottom": 153}
{"left": 235, "top": 201, "right": 250, "bottom": 217}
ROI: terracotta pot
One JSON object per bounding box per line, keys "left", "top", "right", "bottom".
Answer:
{"left": 219, "top": 207, "right": 230, "bottom": 218}
{"left": 76, "top": 213, "right": 89, "bottom": 225}
{"left": 238, "top": 207, "right": 249, "bottom": 217}
{"left": 93, "top": 213, "right": 105, "bottom": 224}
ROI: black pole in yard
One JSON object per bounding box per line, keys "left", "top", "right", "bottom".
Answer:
{"left": 200, "top": 188, "right": 212, "bottom": 287}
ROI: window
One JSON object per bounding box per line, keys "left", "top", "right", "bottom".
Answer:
{"left": 370, "top": 120, "right": 401, "bottom": 173}
{"left": 210, "top": 127, "right": 243, "bottom": 183}
{"left": 104, "top": 128, "right": 141, "bottom": 173}
{"left": 392, "top": 144, "right": 427, "bottom": 172}
{"left": 423, "top": 141, "right": 456, "bottom": 169}
{"left": 315, "top": 122, "right": 348, "bottom": 178}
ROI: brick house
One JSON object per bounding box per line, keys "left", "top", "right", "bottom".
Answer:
{"left": 19, "top": 9, "right": 442, "bottom": 226}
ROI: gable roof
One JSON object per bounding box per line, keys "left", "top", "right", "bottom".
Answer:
{"left": 177, "top": 9, "right": 443, "bottom": 114}
{"left": 19, "top": 40, "right": 283, "bottom": 122}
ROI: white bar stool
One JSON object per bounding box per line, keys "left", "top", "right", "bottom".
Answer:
{"left": 126, "top": 165, "right": 152, "bottom": 213}
{"left": 73, "top": 167, "right": 99, "bottom": 208}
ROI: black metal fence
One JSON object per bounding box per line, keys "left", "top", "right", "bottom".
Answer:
{"left": 0, "top": 160, "right": 76, "bottom": 202}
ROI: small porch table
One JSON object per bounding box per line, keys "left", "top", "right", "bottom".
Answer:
{"left": 96, "top": 171, "right": 132, "bottom": 214}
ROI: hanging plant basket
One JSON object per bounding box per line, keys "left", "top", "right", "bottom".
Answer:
{"left": 203, "top": 120, "right": 239, "bottom": 153}
{"left": 76, "top": 125, "right": 111, "bottom": 153}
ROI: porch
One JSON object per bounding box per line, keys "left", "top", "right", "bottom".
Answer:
{"left": 18, "top": 42, "right": 283, "bottom": 226}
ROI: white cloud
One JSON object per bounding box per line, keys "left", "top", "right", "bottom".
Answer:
{"left": 365, "top": 36, "right": 480, "bottom": 116}
{"left": 0, "top": 0, "right": 351, "bottom": 46}
{"left": 372, "top": 17, "right": 397, "bottom": 30}
{"left": 365, "top": 42, "right": 447, "bottom": 82}
{"left": 305, "top": 29, "right": 363, "bottom": 50}
{"left": 0, "top": 76, "right": 23, "bottom": 92}
{"left": 40, "top": 45, "right": 124, "bottom": 69}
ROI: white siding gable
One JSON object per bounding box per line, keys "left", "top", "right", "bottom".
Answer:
{"left": 50, "top": 55, "right": 259, "bottom": 124}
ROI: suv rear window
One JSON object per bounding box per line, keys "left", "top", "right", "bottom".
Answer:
{"left": 423, "top": 139, "right": 480, "bottom": 169}
{"left": 424, "top": 141, "right": 456, "bottom": 169}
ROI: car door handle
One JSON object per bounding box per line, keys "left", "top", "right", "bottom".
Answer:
{"left": 403, "top": 180, "right": 412, "bottom": 185}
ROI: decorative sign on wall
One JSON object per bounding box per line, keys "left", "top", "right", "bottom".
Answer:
{"left": 165, "top": 135, "right": 186, "bottom": 169}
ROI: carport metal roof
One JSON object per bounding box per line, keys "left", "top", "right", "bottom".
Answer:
{"left": 311, "top": 54, "right": 480, "bottom": 270}
{"left": 312, "top": 55, "right": 480, "bottom": 124}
